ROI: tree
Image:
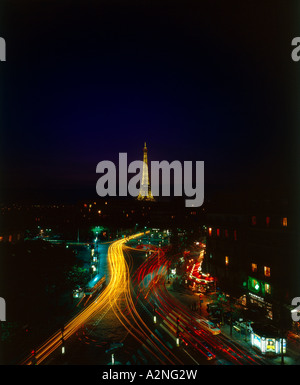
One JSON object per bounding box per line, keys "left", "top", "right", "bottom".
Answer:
{"left": 67, "top": 265, "right": 90, "bottom": 288}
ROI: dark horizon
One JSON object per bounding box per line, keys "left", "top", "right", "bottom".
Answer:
{"left": 0, "top": 1, "right": 299, "bottom": 207}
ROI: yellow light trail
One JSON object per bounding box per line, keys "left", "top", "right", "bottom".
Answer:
{"left": 108, "top": 244, "right": 182, "bottom": 365}
{"left": 21, "top": 233, "right": 143, "bottom": 365}
{"left": 21, "top": 232, "right": 182, "bottom": 365}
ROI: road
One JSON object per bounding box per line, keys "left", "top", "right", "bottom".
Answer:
{"left": 128, "top": 243, "right": 268, "bottom": 365}
{"left": 20, "top": 232, "right": 147, "bottom": 365}
{"left": 20, "top": 233, "right": 269, "bottom": 365}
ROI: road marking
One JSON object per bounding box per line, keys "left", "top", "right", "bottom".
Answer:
{"left": 160, "top": 323, "right": 176, "bottom": 340}
{"left": 183, "top": 348, "right": 200, "bottom": 365}
{"left": 172, "top": 310, "right": 190, "bottom": 324}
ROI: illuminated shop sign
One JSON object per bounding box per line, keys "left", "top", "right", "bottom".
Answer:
{"left": 248, "top": 277, "right": 271, "bottom": 297}
{"left": 248, "top": 292, "right": 273, "bottom": 320}
{"left": 251, "top": 333, "right": 286, "bottom": 355}
{"left": 248, "top": 276, "right": 262, "bottom": 294}
{"left": 252, "top": 333, "right": 261, "bottom": 350}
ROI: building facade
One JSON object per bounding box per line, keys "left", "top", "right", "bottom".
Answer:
{"left": 205, "top": 196, "right": 296, "bottom": 328}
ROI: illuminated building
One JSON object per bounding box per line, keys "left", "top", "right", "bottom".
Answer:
{"left": 205, "top": 195, "right": 296, "bottom": 326}
{"left": 137, "top": 142, "right": 155, "bottom": 202}
{"left": 251, "top": 323, "right": 286, "bottom": 356}
{"left": 185, "top": 261, "right": 215, "bottom": 293}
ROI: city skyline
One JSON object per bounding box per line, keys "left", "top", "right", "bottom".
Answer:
{"left": 0, "top": 0, "right": 299, "bottom": 372}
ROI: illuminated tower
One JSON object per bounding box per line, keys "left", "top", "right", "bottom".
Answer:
{"left": 137, "top": 142, "right": 155, "bottom": 201}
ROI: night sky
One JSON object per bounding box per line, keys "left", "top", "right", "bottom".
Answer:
{"left": 0, "top": 0, "right": 299, "bottom": 203}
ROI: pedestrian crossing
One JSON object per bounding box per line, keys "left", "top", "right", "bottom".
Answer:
{"left": 123, "top": 307, "right": 195, "bottom": 365}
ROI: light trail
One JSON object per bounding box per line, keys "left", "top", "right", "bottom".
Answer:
{"left": 20, "top": 233, "right": 145, "bottom": 365}
{"left": 21, "top": 233, "right": 183, "bottom": 365}
{"left": 150, "top": 280, "right": 261, "bottom": 364}
{"left": 129, "top": 244, "right": 262, "bottom": 365}
{"left": 107, "top": 242, "right": 183, "bottom": 365}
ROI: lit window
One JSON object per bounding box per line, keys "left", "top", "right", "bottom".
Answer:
{"left": 251, "top": 263, "right": 257, "bottom": 273}
{"left": 265, "top": 283, "right": 271, "bottom": 294}
{"left": 225, "top": 256, "right": 229, "bottom": 266}
{"left": 282, "top": 217, "right": 287, "bottom": 227}
{"left": 264, "top": 266, "right": 271, "bottom": 277}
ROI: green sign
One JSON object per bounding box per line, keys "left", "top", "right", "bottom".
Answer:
{"left": 248, "top": 276, "right": 265, "bottom": 296}
{"left": 91, "top": 226, "right": 106, "bottom": 235}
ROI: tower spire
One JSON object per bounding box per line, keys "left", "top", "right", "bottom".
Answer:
{"left": 137, "top": 142, "right": 155, "bottom": 202}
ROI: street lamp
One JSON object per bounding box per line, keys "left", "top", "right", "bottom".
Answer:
{"left": 176, "top": 317, "right": 180, "bottom": 346}
{"left": 61, "top": 326, "right": 65, "bottom": 355}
